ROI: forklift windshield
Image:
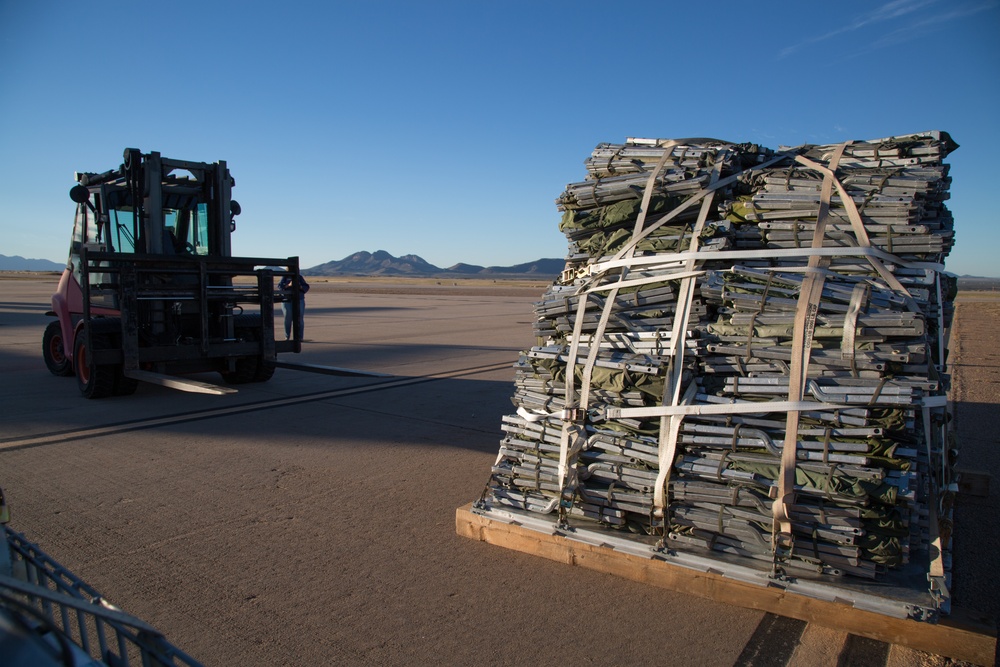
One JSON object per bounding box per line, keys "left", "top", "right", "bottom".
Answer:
{"left": 164, "top": 205, "right": 210, "bottom": 256}
{"left": 107, "top": 202, "right": 210, "bottom": 257}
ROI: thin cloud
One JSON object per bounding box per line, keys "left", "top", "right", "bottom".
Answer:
{"left": 778, "top": 0, "right": 939, "bottom": 59}
{"left": 868, "top": 1, "right": 999, "bottom": 50}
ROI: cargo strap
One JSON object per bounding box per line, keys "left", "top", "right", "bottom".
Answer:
{"left": 652, "top": 149, "right": 729, "bottom": 519}
{"left": 841, "top": 282, "right": 871, "bottom": 376}
{"left": 555, "top": 140, "right": 688, "bottom": 520}
{"left": 772, "top": 142, "right": 848, "bottom": 562}
{"left": 791, "top": 153, "right": 916, "bottom": 309}
{"left": 582, "top": 245, "right": 944, "bottom": 279}
{"left": 556, "top": 145, "right": 794, "bottom": 523}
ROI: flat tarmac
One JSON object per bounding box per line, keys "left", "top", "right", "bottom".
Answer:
{"left": 1, "top": 275, "right": 996, "bottom": 666}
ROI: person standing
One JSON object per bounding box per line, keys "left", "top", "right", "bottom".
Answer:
{"left": 278, "top": 273, "right": 310, "bottom": 340}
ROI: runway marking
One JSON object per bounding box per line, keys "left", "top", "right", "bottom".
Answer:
{"left": 0, "top": 361, "right": 513, "bottom": 452}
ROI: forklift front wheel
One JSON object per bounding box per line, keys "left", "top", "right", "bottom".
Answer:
{"left": 43, "top": 321, "right": 73, "bottom": 377}
{"left": 75, "top": 333, "right": 116, "bottom": 399}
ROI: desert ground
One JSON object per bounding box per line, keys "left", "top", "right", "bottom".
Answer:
{"left": 0, "top": 274, "right": 996, "bottom": 666}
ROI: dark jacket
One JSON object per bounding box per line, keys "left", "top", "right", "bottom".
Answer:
{"left": 278, "top": 275, "right": 310, "bottom": 298}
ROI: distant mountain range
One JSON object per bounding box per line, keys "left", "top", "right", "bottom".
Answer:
{"left": 6, "top": 250, "right": 1000, "bottom": 291}
{"left": 0, "top": 250, "right": 563, "bottom": 278}
{"left": 304, "top": 250, "right": 565, "bottom": 278}
{"left": 956, "top": 275, "right": 1000, "bottom": 291}
{"left": 0, "top": 254, "right": 64, "bottom": 272}
{"left": 305, "top": 252, "right": 1000, "bottom": 288}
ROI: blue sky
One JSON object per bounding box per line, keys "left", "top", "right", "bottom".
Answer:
{"left": 2, "top": 1, "right": 998, "bottom": 275}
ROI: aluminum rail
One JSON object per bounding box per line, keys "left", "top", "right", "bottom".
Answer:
{"left": 2, "top": 525, "right": 203, "bottom": 667}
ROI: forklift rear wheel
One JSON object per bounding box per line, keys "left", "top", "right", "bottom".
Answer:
{"left": 75, "top": 333, "right": 116, "bottom": 399}
{"left": 43, "top": 321, "right": 73, "bottom": 377}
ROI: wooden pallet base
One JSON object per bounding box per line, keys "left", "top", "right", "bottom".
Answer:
{"left": 456, "top": 503, "right": 996, "bottom": 666}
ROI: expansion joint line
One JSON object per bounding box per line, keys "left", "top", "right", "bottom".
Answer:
{"left": 0, "top": 362, "right": 513, "bottom": 453}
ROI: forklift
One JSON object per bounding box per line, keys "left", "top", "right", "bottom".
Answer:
{"left": 42, "top": 148, "right": 304, "bottom": 398}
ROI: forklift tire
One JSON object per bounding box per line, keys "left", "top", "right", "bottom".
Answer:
{"left": 75, "top": 333, "right": 116, "bottom": 399}
{"left": 43, "top": 321, "right": 73, "bottom": 377}
{"left": 94, "top": 317, "right": 138, "bottom": 396}
{"left": 226, "top": 314, "right": 274, "bottom": 383}
{"left": 254, "top": 359, "right": 276, "bottom": 382}
{"left": 220, "top": 356, "right": 258, "bottom": 384}
{"left": 113, "top": 371, "right": 140, "bottom": 396}
{"left": 221, "top": 313, "right": 259, "bottom": 383}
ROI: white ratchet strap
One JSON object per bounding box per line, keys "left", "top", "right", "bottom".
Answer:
{"left": 652, "top": 150, "right": 728, "bottom": 517}
{"left": 518, "top": 406, "right": 581, "bottom": 423}
{"left": 772, "top": 142, "right": 848, "bottom": 555}
{"left": 841, "top": 281, "right": 871, "bottom": 375}
{"left": 524, "top": 396, "right": 871, "bottom": 433}
{"left": 552, "top": 288, "right": 590, "bottom": 506}
{"left": 792, "top": 154, "right": 917, "bottom": 308}
{"left": 583, "top": 245, "right": 944, "bottom": 279}
{"left": 555, "top": 141, "right": 684, "bottom": 509}
{"left": 605, "top": 399, "right": 852, "bottom": 420}
{"left": 585, "top": 269, "right": 706, "bottom": 294}
{"left": 609, "top": 151, "right": 792, "bottom": 263}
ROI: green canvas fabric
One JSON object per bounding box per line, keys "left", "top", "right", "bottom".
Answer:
{"left": 723, "top": 459, "right": 898, "bottom": 506}
{"left": 559, "top": 195, "right": 682, "bottom": 233}
{"left": 533, "top": 357, "right": 665, "bottom": 401}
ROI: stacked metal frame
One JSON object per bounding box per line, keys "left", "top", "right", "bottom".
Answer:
{"left": 480, "top": 132, "right": 958, "bottom": 613}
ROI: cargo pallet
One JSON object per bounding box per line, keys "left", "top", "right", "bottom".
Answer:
{"left": 456, "top": 502, "right": 996, "bottom": 666}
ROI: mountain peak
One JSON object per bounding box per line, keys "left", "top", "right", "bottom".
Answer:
{"left": 307, "top": 250, "right": 444, "bottom": 276}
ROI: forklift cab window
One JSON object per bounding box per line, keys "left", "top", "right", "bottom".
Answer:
{"left": 70, "top": 200, "right": 110, "bottom": 265}
{"left": 109, "top": 208, "right": 136, "bottom": 254}
{"left": 164, "top": 203, "right": 209, "bottom": 256}
{"left": 71, "top": 198, "right": 116, "bottom": 309}
{"left": 68, "top": 203, "right": 90, "bottom": 284}
{"left": 70, "top": 203, "right": 87, "bottom": 249}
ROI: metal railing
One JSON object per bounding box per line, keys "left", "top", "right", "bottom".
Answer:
{"left": 2, "top": 525, "right": 203, "bottom": 667}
